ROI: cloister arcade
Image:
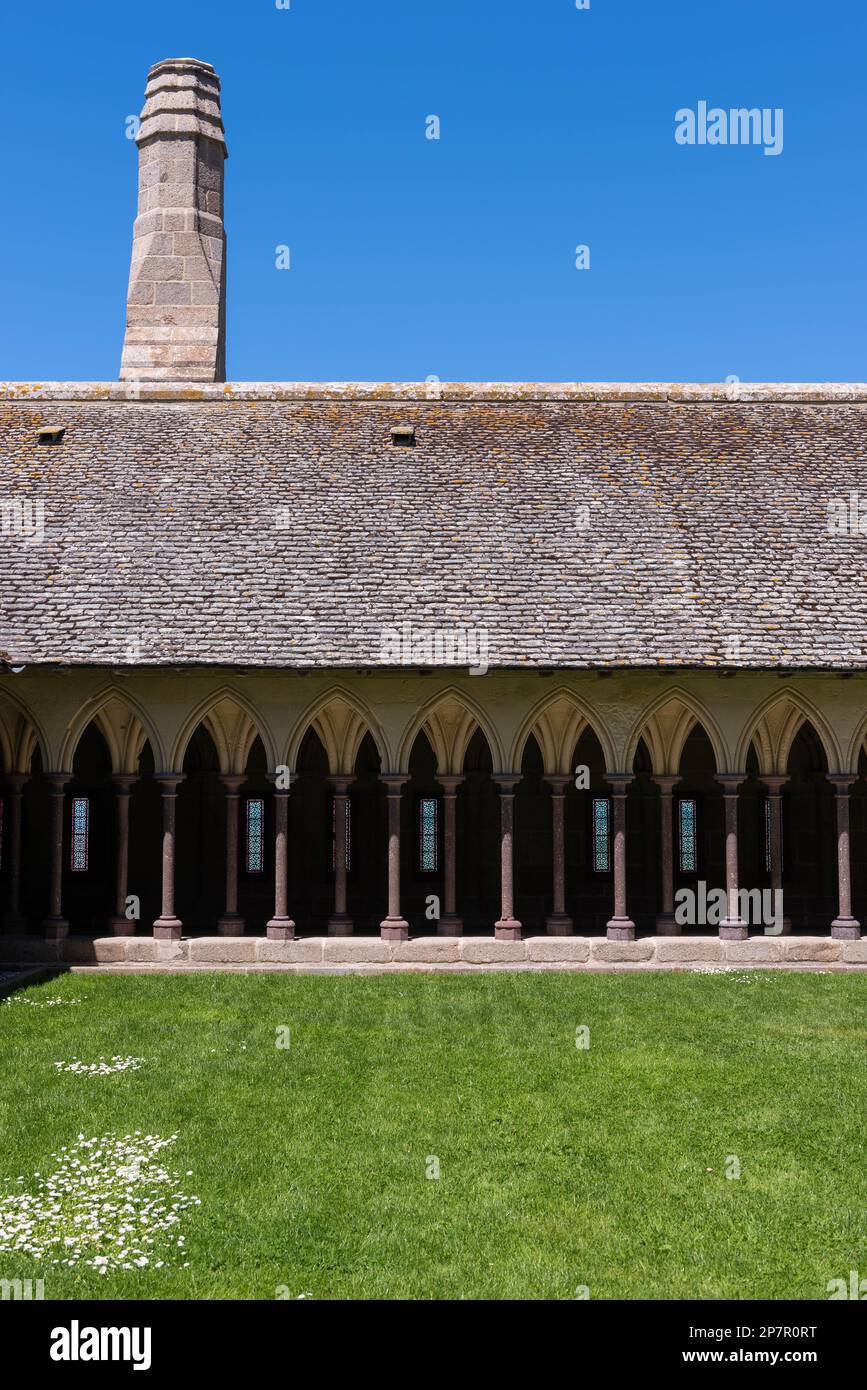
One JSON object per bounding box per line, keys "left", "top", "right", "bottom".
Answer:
{"left": 1, "top": 672, "right": 865, "bottom": 943}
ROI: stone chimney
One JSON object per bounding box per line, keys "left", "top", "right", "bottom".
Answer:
{"left": 120, "top": 58, "right": 227, "bottom": 382}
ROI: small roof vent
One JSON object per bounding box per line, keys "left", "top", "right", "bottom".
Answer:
{"left": 37, "top": 425, "right": 66, "bottom": 445}
{"left": 391, "top": 423, "right": 416, "bottom": 448}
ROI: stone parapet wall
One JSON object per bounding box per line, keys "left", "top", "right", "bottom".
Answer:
{"left": 2, "top": 935, "right": 864, "bottom": 971}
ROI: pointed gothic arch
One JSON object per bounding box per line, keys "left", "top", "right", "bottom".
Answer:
{"left": 59, "top": 686, "right": 164, "bottom": 775}
{"left": 624, "top": 688, "right": 728, "bottom": 775}
{"left": 510, "top": 687, "right": 616, "bottom": 776}
{"left": 396, "top": 686, "right": 505, "bottom": 775}
{"left": 737, "top": 689, "right": 842, "bottom": 776}
{"left": 170, "top": 686, "right": 277, "bottom": 776}
{"left": 285, "top": 686, "right": 390, "bottom": 775}
{"left": 0, "top": 688, "right": 46, "bottom": 773}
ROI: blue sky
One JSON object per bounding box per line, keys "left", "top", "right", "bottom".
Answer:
{"left": 1, "top": 0, "right": 865, "bottom": 381}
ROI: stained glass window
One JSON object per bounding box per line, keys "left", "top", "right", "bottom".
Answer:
{"left": 332, "top": 796, "right": 352, "bottom": 872}
{"left": 71, "top": 796, "right": 89, "bottom": 872}
{"left": 245, "top": 798, "right": 264, "bottom": 874}
{"left": 592, "top": 796, "right": 611, "bottom": 873}
{"left": 678, "top": 797, "right": 697, "bottom": 874}
{"left": 419, "top": 797, "right": 438, "bottom": 873}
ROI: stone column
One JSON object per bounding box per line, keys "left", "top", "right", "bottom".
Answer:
{"left": 544, "top": 775, "right": 573, "bottom": 934}
{"left": 760, "top": 775, "right": 791, "bottom": 934}
{"left": 493, "top": 775, "right": 522, "bottom": 940}
{"left": 653, "top": 774, "right": 680, "bottom": 935}
{"left": 716, "top": 774, "right": 747, "bottom": 940}
{"left": 2, "top": 774, "right": 28, "bottom": 932}
{"left": 436, "top": 775, "right": 463, "bottom": 935}
{"left": 606, "top": 774, "right": 635, "bottom": 941}
{"left": 153, "top": 774, "right": 183, "bottom": 939}
{"left": 380, "top": 774, "right": 410, "bottom": 941}
{"left": 266, "top": 782, "right": 295, "bottom": 939}
{"left": 108, "top": 775, "right": 138, "bottom": 936}
{"left": 829, "top": 775, "right": 861, "bottom": 939}
{"left": 217, "top": 774, "right": 245, "bottom": 936}
{"left": 41, "top": 775, "right": 69, "bottom": 940}
{"left": 327, "top": 775, "right": 353, "bottom": 936}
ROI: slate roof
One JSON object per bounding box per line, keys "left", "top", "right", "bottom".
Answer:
{"left": 1, "top": 383, "right": 867, "bottom": 670}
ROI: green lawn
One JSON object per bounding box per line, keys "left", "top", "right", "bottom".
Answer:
{"left": 0, "top": 969, "right": 864, "bottom": 1300}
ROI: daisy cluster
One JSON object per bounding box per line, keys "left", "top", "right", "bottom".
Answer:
{"left": 3, "top": 995, "right": 82, "bottom": 1008}
{"left": 54, "top": 1057, "right": 144, "bottom": 1076}
{"left": 0, "top": 1132, "right": 200, "bottom": 1273}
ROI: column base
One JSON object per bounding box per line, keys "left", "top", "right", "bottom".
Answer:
{"left": 831, "top": 917, "right": 861, "bottom": 939}
{"left": 327, "top": 915, "right": 353, "bottom": 936}
{"left": 495, "top": 918, "right": 522, "bottom": 941}
{"left": 380, "top": 917, "right": 409, "bottom": 941}
{"left": 719, "top": 918, "right": 748, "bottom": 941}
{"left": 606, "top": 917, "right": 635, "bottom": 941}
{"left": 266, "top": 918, "right": 296, "bottom": 940}
{"left": 655, "top": 912, "right": 680, "bottom": 936}
{"left": 42, "top": 917, "right": 69, "bottom": 940}
{"left": 109, "top": 915, "right": 137, "bottom": 937}
{"left": 763, "top": 917, "right": 792, "bottom": 936}
{"left": 437, "top": 915, "right": 463, "bottom": 936}
{"left": 546, "top": 913, "right": 574, "bottom": 936}
{"left": 153, "top": 917, "right": 183, "bottom": 939}
{"left": 216, "top": 915, "right": 245, "bottom": 937}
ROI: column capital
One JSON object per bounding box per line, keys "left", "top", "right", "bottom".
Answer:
{"left": 652, "top": 774, "right": 680, "bottom": 793}
{"left": 436, "top": 774, "right": 464, "bottom": 792}
{"left": 111, "top": 773, "right": 139, "bottom": 793}
{"left": 759, "top": 774, "right": 788, "bottom": 793}
{"left": 492, "top": 774, "right": 521, "bottom": 792}
{"left": 715, "top": 773, "right": 746, "bottom": 792}
{"left": 605, "top": 772, "right": 633, "bottom": 793}
{"left": 219, "top": 773, "right": 246, "bottom": 793}
{"left": 44, "top": 773, "right": 70, "bottom": 792}
{"left": 266, "top": 771, "right": 293, "bottom": 794}
{"left": 380, "top": 773, "right": 410, "bottom": 792}
{"left": 327, "top": 774, "right": 353, "bottom": 794}
{"left": 543, "top": 774, "right": 572, "bottom": 791}
{"left": 155, "top": 773, "right": 184, "bottom": 791}
{"left": 3, "top": 772, "right": 29, "bottom": 793}
{"left": 828, "top": 774, "right": 858, "bottom": 793}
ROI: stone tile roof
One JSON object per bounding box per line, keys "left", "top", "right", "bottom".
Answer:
{"left": 1, "top": 384, "right": 866, "bottom": 669}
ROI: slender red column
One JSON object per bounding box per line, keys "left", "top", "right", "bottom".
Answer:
{"left": 380, "top": 774, "right": 410, "bottom": 941}
{"left": 2, "top": 774, "right": 28, "bottom": 932}
{"left": 436, "top": 774, "right": 463, "bottom": 935}
{"left": 829, "top": 775, "right": 861, "bottom": 939}
{"left": 759, "top": 775, "right": 791, "bottom": 934}
{"left": 653, "top": 774, "right": 679, "bottom": 935}
{"left": 605, "top": 774, "right": 635, "bottom": 940}
{"left": 544, "top": 775, "right": 573, "bottom": 934}
{"left": 266, "top": 784, "right": 295, "bottom": 939}
{"left": 41, "top": 775, "right": 70, "bottom": 940}
{"left": 327, "top": 775, "right": 353, "bottom": 936}
{"left": 716, "top": 774, "right": 747, "bottom": 940}
{"left": 217, "top": 773, "right": 245, "bottom": 936}
{"left": 493, "top": 775, "right": 522, "bottom": 940}
{"left": 109, "top": 774, "right": 138, "bottom": 936}
{"left": 153, "top": 774, "right": 184, "bottom": 938}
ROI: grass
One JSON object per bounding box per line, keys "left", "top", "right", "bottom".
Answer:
{"left": 0, "top": 968, "right": 865, "bottom": 1300}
